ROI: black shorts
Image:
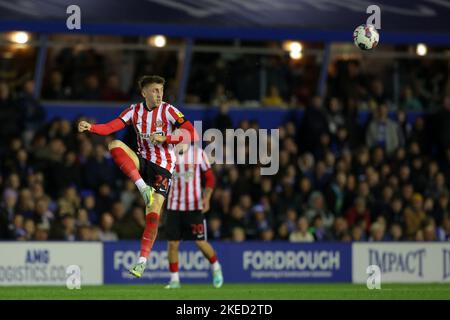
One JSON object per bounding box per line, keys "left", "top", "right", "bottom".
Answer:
{"left": 138, "top": 157, "right": 172, "bottom": 198}
{"left": 165, "top": 210, "right": 207, "bottom": 241}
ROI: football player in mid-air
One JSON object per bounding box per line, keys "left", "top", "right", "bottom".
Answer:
{"left": 164, "top": 142, "right": 223, "bottom": 288}
{"left": 78, "top": 75, "right": 198, "bottom": 278}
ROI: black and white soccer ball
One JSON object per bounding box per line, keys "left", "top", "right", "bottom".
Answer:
{"left": 353, "top": 24, "right": 379, "bottom": 50}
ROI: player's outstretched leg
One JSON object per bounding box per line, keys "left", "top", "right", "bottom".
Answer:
{"left": 164, "top": 241, "right": 181, "bottom": 289}
{"left": 196, "top": 240, "right": 223, "bottom": 288}
{"left": 108, "top": 140, "right": 153, "bottom": 207}
{"left": 129, "top": 194, "right": 164, "bottom": 278}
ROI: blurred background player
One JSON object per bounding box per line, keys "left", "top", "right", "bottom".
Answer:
{"left": 164, "top": 143, "right": 223, "bottom": 289}
{"left": 78, "top": 75, "right": 198, "bottom": 277}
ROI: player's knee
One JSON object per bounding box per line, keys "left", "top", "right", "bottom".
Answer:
{"left": 108, "top": 139, "right": 124, "bottom": 151}
{"left": 150, "top": 195, "right": 165, "bottom": 213}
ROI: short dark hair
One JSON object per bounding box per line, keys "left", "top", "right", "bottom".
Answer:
{"left": 138, "top": 75, "right": 165, "bottom": 90}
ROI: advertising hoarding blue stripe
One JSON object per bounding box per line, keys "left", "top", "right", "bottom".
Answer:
{"left": 103, "top": 241, "right": 352, "bottom": 284}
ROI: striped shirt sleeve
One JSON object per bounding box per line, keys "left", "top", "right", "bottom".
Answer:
{"left": 119, "top": 105, "right": 134, "bottom": 124}
{"left": 166, "top": 104, "right": 185, "bottom": 126}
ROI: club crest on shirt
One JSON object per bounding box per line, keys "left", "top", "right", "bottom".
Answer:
{"left": 155, "top": 120, "right": 164, "bottom": 128}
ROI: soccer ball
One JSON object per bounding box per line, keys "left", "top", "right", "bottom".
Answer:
{"left": 353, "top": 24, "right": 379, "bottom": 50}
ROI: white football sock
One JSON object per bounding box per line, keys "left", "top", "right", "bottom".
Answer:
{"left": 170, "top": 272, "right": 180, "bottom": 282}
{"left": 138, "top": 256, "right": 147, "bottom": 264}
{"left": 212, "top": 261, "right": 221, "bottom": 272}
{"left": 135, "top": 179, "right": 147, "bottom": 192}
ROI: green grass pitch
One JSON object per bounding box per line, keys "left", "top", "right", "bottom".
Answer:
{"left": 1, "top": 283, "right": 450, "bottom": 300}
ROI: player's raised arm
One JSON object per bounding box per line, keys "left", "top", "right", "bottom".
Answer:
{"left": 78, "top": 120, "right": 92, "bottom": 132}
{"left": 78, "top": 105, "right": 133, "bottom": 135}
{"left": 78, "top": 118, "right": 125, "bottom": 135}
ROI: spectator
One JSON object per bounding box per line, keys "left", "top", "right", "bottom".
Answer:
{"left": 207, "top": 215, "right": 224, "bottom": 240}
{"left": 95, "top": 184, "right": 114, "bottom": 215}
{"left": 53, "top": 214, "right": 77, "bottom": 241}
{"left": 289, "top": 216, "right": 314, "bottom": 242}
{"left": 42, "top": 70, "right": 72, "bottom": 100}
{"left": 324, "top": 172, "right": 347, "bottom": 216}
{"left": 76, "top": 207, "right": 91, "bottom": 226}
{"left": 57, "top": 186, "right": 80, "bottom": 217}
{"left": 22, "top": 217, "right": 35, "bottom": 240}
{"left": 248, "top": 204, "right": 272, "bottom": 239}
{"left": 368, "top": 79, "right": 389, "bottom": 107}
{"left": 35, "top": 223, "right": 50, "bottom": 241}
{"left": 401, "top": 86, "right": 423, "bottom": 111}
{"left": 387, "top": 197, "right": 405, "bottom": 227}
{"left": 388, "top": 223, "right": 404, "bottom": 241}
{"left": 210, "top": 84, "right": 237, "bottom": 107}
{"left": 111, "top": 202, "right": 138, "bottom": 239}
{"left": 83, "top": 144, "right": 116, "bottom": 190}
{"left": 231, "top": 227, "right": 246, "bottom": 242}
{"left": 120, "top": 180, "right": 138, "bottom": 213}
{"left": 408, "top": 117, "right": 428, "bottom": 154}
{"left": 262, "top": 85, "right": 287, "bottom": 107}
{"left": 437, "top": 215, "right": 450, "bottom": 241}
{"left": 373, "top": 185, "right": 394, "bottom": 219}
{"left": 425, "top": 172, "right": 448, "bottom": 200}
{"left": 294, "top": 176, "right": 313, "bottom": 211}
{"left": 432, "top": 191, "right": 450, "bottom": 226}
{"left": 101, "top": 74, "right": 128, "bottom": 101}
{"left": 434, "top": 95, "right": 450, "bottom": 153}
{"left": 260, "top": 228, "right": 274, "bottom": 241}
{"left": 34, "top": 197, "right": 54, "bottom": 226}
{"left": 345, "top": 197, "right": 371, "bottom": 233}
{"left": 77, "top": 74, "right": 101, "bottom": 100}
{"left": 212, "top": 103, "right": 233, "bottom": 133}
{"left": 17, "top": 79, "right": 46, "bottom": 144}
{"left": 368, "top": 222, "right": 386, "bottom": 241}
{"left": 0, "top": 82, "right": 21, "bottom": 144}
{"left": 78, "top": 224, "right": 93, "bottom": 241}
{"left": 403, "top": 193, "right": 427, "bottom": 240}
{"left": 17, "top": 188, "right": 35, "bottom": 218}
{"left": 276, "top": 223, "right": 290, "bottom": 240}
{"left": 1, "top": 188, "right": 19, "bottom": 229}
{"left": 351, "top": 224, "right": 366, "bottom": 241}
{"left": 299, "top": 96, "right": 329, "bottom": 152}
{"left": 282, "top": 207, "right": 298, "bottom": 234}
{"left": 10, "top": 214, "right": 26, "bottom": 240}
{"left": 129, "top": 207, "right": 147, "bottom": 238}
{"left": 224, "top": 205, "right": 248, "bottom": 237}
{"left": 326, "top": 97, "right": 346, "bottom": 137}
{"left": 298, "top": 153, "right": 315, "bottom": 181}
{"left": 305, "top": 191, "right": 334, "bottom": 229}
{"left": 311, "top": 214, "right": 331, "bottom": 241}
{"left": 81, "top": 194, "right": 98, "bottom": 224}
{"left": 331, "top": 216, "right": 349, "bottom": 240}
{"left": 366, "top": 104, "right": 402, "bottom": 156}
{"left": 98, "top": 212, "right": 118, "bottom": 241}
{"left": 395, "top": 109, "right": 410, "bottom": 147}
{"left": 423, "top": 220, "right": 437, "bottom": 241}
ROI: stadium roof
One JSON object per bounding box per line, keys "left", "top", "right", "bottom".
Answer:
{"left": 1, "top": 0, "right": 450, "bottom": 44}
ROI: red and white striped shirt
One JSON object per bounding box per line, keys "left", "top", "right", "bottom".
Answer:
{"left": 119, "top": 101, "right": 184, "bottom": 174}
{"left": 167, "top": 146, "right": 211, "bottom": 211}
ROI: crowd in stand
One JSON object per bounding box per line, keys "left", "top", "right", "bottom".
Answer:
{"left": 40, "top": 48, "right": 449, "bottom": 110}
{"left": 1, "top": 47, "right": 450, "bottom": 242}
